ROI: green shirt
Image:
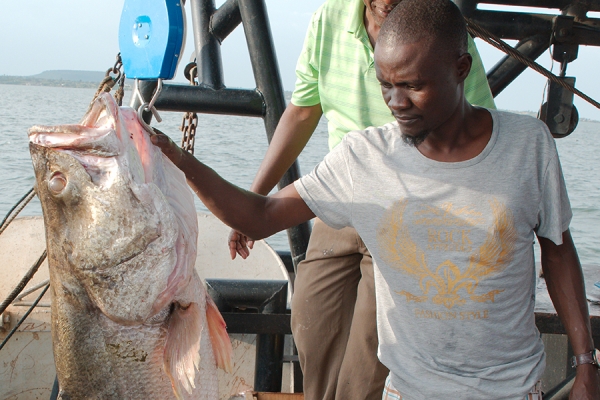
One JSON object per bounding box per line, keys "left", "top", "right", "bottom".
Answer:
{"left": 291, "top": 0, "right": 496, "bottom": 150}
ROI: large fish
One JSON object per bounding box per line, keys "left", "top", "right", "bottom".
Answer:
{"left": 28, "top": 93, "right": 232, "bottom": 399}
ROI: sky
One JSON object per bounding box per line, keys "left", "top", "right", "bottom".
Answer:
{"left": 0, "top": 0, "right": 598, "bottom": 120}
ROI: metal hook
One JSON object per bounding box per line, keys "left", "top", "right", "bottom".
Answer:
{"left": 134, "top": 79, "right": 163, "bottom": 122}
{"left": 148, "top": 79, "right": 163, "bottom": 113}
{"left": 105, "top": 53, "right": 124, "bottom": 82}
{"left": 132, "top": 79, "right": 144, "bottom": 107}
{"left": 133, "top": 79, "right": 164, "bottom": 135}
{"left": 137, "top": 105, "right": 157, "bottom": 135}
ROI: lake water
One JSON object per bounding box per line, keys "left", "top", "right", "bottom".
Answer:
{"left": 0, "top": 84, "right": 598, "bottom": 266}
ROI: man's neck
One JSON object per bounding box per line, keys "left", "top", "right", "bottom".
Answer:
{"left": 417, "top": 104, "right": 493, "bottom": 163}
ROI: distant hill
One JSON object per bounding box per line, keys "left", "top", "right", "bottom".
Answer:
{"left": 0, "top": 71, "right": 294, "bottom": 96}
{"left": 31, "top": 70, "right": 107, "bottom": 82}
{"left": 0, "top": 70, "right": 126, "bottom": 89}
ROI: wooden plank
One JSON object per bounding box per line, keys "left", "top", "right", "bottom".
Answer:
{"left": 246, "top": 393, "right": 304, "bottom": 400}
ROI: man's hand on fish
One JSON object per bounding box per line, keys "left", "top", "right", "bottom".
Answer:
{"left": 151, "top": 131, "right": 258, "bottom": 260}
{"left": 150, "top": 129, "right": 185, "bottom": 167}
{"left": 151, "top": 127, "right": 316, "bottom": 243}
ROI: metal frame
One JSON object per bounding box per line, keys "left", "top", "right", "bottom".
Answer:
{"left": 455, "top": 0, "right": 600, "bottom": 96}
{"left": 129, "top": 0, "right": 310, "bottom": 393}
{"left": 133, "top": 0, "right": 311, "bottom": 275}
{"left": 206, "top": 279, "right": 289, "bottom": 392}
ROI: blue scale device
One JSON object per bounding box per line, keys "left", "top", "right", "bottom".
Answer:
{"left": 118, "top": 0, "right": 186, "bottom": 80}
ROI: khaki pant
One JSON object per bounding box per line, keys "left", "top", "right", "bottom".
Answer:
{"left": 291, "top": 219, "right": 389, "bottom": 400}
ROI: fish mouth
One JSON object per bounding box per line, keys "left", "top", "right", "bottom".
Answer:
{"left": 28, "top": 94, "right": 121, "bottom": 156}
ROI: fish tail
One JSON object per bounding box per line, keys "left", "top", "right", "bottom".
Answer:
{"left": 206, "top": 293, "right": 233, "bottom": 373}
{"left": 164, "top": 302, "right": 203, "bottom": 398}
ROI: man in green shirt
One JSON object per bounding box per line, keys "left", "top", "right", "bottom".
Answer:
{"left": 227, "top": 0, "right": 495, "bottom": 398}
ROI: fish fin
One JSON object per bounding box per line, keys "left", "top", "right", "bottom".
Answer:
{"left": 205, "top": 293, "right": 233, "bottom": 373}
{"left": 164, "top": 302, "right": 203, "bottom": 399}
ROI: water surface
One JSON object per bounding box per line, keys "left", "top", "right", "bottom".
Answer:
{"left": 0, "top": 84, "right": 598, "bottom": 266}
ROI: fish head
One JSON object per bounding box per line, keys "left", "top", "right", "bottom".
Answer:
{"left": 29, "top": 93, "right": 179, "bottom": 324}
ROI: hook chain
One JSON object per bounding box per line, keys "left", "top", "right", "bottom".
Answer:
{"left": 180, "top": 63, "right": 198, "bottom": 154}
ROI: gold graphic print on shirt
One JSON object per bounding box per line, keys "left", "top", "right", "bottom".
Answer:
{"left": 377, "top": 199, "right": 517, "bottom": 309}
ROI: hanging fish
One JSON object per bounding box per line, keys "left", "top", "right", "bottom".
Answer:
{"left": 28, "top": 93, "right": 232, "bottom": 400}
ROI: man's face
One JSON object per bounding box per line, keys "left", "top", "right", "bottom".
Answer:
{"left": 364, "top": 0, "right": 401, "bottom": 26}
{"left": 374, "top": 39, "right": 466, "bottom": 145}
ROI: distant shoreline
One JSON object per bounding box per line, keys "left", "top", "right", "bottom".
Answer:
{"left": 0, "top": 76, "right": 101, "bottom": 89}
{"left": 0, "top": 73, "right": 299, "bottom": 104}
{"left": 0, "top": 70, "right": 110, "bottom": 89}
{"left": 1, "top": 73, "right": 596, "bottom": 123}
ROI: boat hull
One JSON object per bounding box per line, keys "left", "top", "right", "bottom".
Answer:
{"left": 0, "top": 213, "right": 292, "bottom": 400}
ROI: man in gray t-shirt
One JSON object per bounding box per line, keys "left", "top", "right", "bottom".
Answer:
{"left": 295, "top": 110, "right": 568, "bottom": 398}
{"left": 153, "top": 0, "right": 600, "bottom": 398}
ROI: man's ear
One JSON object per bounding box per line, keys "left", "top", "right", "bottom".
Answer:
{"left": 456, "top": 53, "right": 472, "bottom": 83}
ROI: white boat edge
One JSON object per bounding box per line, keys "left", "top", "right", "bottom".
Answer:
{"left": 0, "top": 213, "right": 295, "bottom": 400}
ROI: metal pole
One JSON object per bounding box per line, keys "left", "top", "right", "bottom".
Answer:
{"left": 454, "top": 0, "right": 478, "bottom": 17}
{"left": 189, "top": 0, "right": 225, "bottom": 89}
{"left": 253, "top": 282, "right": 287, "bottom": 392}
{"left": 486, "top": 35, "right": 549, "bottom": 96}
{"left": 238, "top": 0, "right": 311, "bottom": 272}
{"left": 153, "top": 85, "right": 264, "bottom": 116}
{"left": 211, "top": 0, "right": 242, "bottom": 43}
{"left": 49, "top": 376, "right": 59, "bottom": 400}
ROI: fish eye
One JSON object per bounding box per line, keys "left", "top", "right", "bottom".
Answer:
{"left": 48, "top": 172, "right": 67, "bottom": 194}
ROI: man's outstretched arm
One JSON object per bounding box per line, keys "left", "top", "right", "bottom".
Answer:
{"left": 151, "top": 132, "right": 316, "bottom": 240}
{"left": 538, "top": 230, "right": 600, "bottom": 399}
{"left": 227, "top": 103, "right": 323, "bottom": 259}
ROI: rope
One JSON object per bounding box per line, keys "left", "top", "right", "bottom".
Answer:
{"left": 88, "top": 53, "right": 125, "bottom": 108}
{"left": 114, "top": 75, "right": 126, "bottom": 106}
{"left": 91, "top": 76, "right": 117, "bottom": 103}
{"left": 464, "top": 17, "right": 600, "bottom": 110}
{"left": 0, "top": 250, "right": 47, "bottom": 316}
{"left": 0, "top": 188, "right": 36, "bottom": 235}
{"left": 13, "top": 280, "right": 50, "bottom": 303}
{"left": 0, "top": 282, "right": 50, "bottom": 352}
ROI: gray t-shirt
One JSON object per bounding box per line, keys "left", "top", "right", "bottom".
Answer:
{"left": 294, "top": 109, "right": 572, "bottom": 399}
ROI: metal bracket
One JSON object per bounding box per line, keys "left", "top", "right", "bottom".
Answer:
{"left": 540, "top": 76, "right": 579, "bottom": 138}
{"left": 552, "top": 15, "right": 579, "bottom": 65}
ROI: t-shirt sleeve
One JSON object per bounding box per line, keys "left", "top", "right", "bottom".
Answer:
{"left": 464, "top": 35, "right": 496, "bottom": 110}
{"left": 294, "top": 139, "right": 354, "bottom": 229}
{"left": 291, "top": 11, "right": 321, "bottom": 107}
{"left": 535, "top": 151, "right": 572, "bottom": 245}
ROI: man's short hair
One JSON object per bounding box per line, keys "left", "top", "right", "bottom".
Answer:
{"left": 378, "top": 0, "right": 468, "bottom": 56}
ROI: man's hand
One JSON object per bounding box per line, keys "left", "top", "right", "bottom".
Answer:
{"left": 570, "top": 364, "right": 600, "bottom": 399}
{"left": 228, "top": 229, "right": 255, "bottom": 260}
{"left": 150, "top": 129, "right": 185, "bottom": 167}
{"left": 149, "top": 126, "right": 315, "bottom": 242}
